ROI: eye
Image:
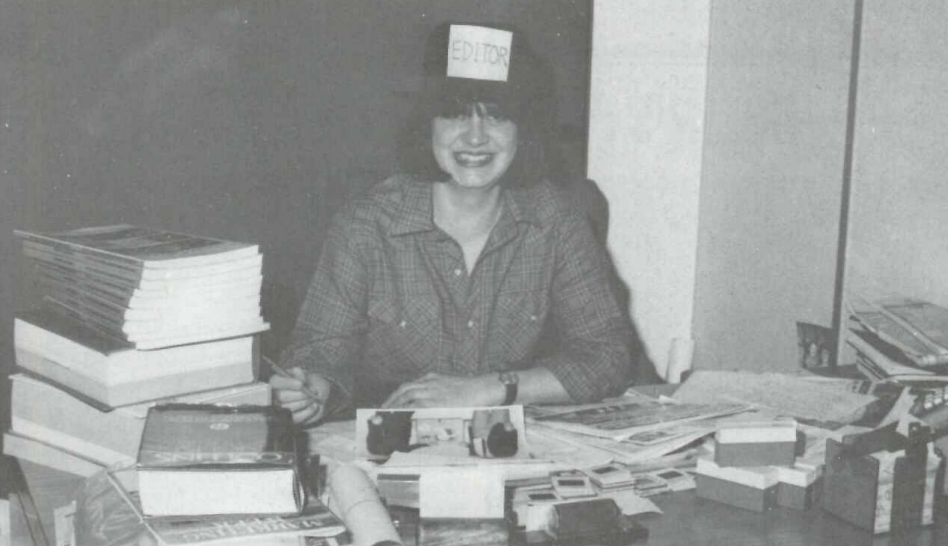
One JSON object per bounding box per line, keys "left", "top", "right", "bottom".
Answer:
{"left": 482, "top": 115, "right": 510, "bottom": 125}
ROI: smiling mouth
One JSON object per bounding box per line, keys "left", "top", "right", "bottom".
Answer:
{"left": 453, "top": 152, "right": 494, "bottom": 168}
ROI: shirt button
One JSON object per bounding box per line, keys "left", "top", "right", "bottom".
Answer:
{"left": 453, "top": 268, "right": 463, "bottom": 277}
{"left": 399, "top": 320, "right": 407, "bottom": 328}
{"left": 467, "top": 320, "right": 475, "bottom": 329}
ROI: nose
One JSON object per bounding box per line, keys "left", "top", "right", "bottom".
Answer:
{"left": 461, "top": 113, "right": 488, "bottom": 147}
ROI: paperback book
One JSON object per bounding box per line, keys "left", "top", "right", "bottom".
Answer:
{"left": 15, "top": 224, "right": 259, "bottom": 272}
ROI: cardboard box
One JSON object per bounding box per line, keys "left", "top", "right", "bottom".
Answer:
{"left": 695, "top": 458, "right": 778, "bottom": 512}
{"left": 377, "top": 472, "right": 419, "bottom": 509}
{"left": 775, "top": 460, "right": 823, "bottom": 510}
{"left": 822, "top": 427, "right": 943, "bottom": 534}
{"left": 714, "top": 416, "right": 798, "bottom": 467}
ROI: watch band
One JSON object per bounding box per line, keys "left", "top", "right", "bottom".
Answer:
{"left": 499, "top": 371, "right": 519, "bottom": 405}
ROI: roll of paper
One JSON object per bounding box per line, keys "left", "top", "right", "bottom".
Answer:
{"left": 666, "top": 337, "right": 695, "bottom": 384}
{"left": 326, "top": 463, "right": 403, "bottom": 546}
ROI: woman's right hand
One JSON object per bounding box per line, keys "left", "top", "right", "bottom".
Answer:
{"left": 269, "top": 367, "right": 333, "bottom": 426}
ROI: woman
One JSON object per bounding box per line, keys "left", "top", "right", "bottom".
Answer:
{"left": 272, "top": 23, "right": 641, "bottom": 425}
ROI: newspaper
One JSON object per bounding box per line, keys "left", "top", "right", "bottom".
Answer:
{"left": 671, "top": 370, "right": 878, "bottom": 424}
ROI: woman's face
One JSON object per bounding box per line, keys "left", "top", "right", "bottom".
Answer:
{"left": 431, "top": 103, "right": 518, "bottom": 190}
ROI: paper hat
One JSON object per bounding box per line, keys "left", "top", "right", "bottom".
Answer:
{"left": 418, "top": 22, "right": 554, "bottom": 119}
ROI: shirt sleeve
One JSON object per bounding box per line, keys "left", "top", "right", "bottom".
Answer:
{"left": 534, "top": 209, "right": 637, "bottom": 403}
{"left": 278, "top": 207, "right": 368, "bottom": 408}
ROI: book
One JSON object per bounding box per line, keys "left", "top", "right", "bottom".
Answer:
{"left": 15, "top": 348, "right": 257, "bottom": 409}
{"left": 40, "top": 281, "right": 261, "bottom": 323}
{"left": 2, "top": 433, "right": 103, "bottom": 479}
{"left": 10, "top": 373, "right": 271, "bottom": 467}
{"left": 137, "top": 405, "right": 304, "bottom": 518}
{"left": 850, "top": 297, "right": 948, "bottom": 366}
{"left": 42, "top": 295, "right": 269, "bottom": 350}
{"left": 15, "top": 308, "right": 257, "bottom": 377}
{"left": 37, "top": 263, "right": 263, "bottom": 305}
{"left": 22, "top": 239, "right": 263, "bottom": 282}
{"left": 847, "top": 328, "right": 935, "bottom": 382}
{"left": 73, "top": 469, "right": 349, "bottom": 546}
{"left": 147, "top": 503, "right": 350, "bottom": 545}
{"left": 15, "top": 224, "right": 259, "bottom": 272}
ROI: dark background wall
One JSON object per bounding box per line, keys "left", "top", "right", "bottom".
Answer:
{"left": 0, "top": 1, "right": 593, "bottom": 428}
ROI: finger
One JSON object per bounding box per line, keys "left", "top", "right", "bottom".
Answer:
{"left": 287, "top": 366, "right": 309, "bottom": 382}
{"left": 291, "top": 402, "right": 321, "bottom": 425}
{"left": 282, "top": 397, "right": 317, "bottom": 413}
{"left": 269, "top": 373, "right": 305, "bottom": 391}
{"left": 381, "top": 381, "right": 417, "bottom": 408}
{"left": 274, "top": 387, "right": 311, "bottom": 404}
{"left": 383, "top": 383, "right": 429, "bottom": 408}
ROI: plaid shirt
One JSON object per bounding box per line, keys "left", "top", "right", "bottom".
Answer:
{"left": 280, "top": 175, "right": 635, "bottom": 407}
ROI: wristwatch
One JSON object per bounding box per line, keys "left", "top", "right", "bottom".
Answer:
{"left": 499, "top": 371, "right": 519, "bottom": 405}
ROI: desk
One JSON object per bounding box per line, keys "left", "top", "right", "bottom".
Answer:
{"left": 7, "top": 453, "right": 946, "bottom": 546}
{"left": 638, "top": 490, "right": 946, "bottom": 546}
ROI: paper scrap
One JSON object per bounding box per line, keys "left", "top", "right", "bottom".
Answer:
{"left": 419, "top": 467, "right": 505, "bottom": 519}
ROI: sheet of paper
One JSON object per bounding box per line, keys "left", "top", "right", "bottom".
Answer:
{"left": 379, "top": 451, "right": 563, "bottom": 484}
{"left": 419, "top": 467, "right": 505, "bottom": 519}
{"left": 597, "top": 488, "right": 663, "bottom": 516}
{"left": 671, "top": 370, "right": 878, "bottom": 424}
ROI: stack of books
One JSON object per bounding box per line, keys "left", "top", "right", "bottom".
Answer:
{"left": 15, "top": 224, "right": 268, "bottom": 350}
{"left": 4, "top": 224, "right": 271, "bottom": 478}
{"left": 64, "top": 405, "right": 350, "bottom": 545}
{"left": 850, "top": 296, "right": 948, "bottom": 368}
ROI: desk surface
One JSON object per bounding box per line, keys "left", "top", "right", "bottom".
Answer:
{"left": 640, "top": 490, "right": 945, "bottom": 546}
{"left": 8, "top": 453, "right": 947, "bottom": 546}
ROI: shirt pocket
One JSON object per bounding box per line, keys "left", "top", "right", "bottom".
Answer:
{"left": 493, "top": 289, "right": 549, "bottom": 364}
{"left": 366, "top": 296, "right": 438, "bottom": 370}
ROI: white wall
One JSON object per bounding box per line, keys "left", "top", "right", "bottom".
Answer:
{"left": 693, "top": 2, "right": 852, "bottom": 372}
{"left": 588, "top": 0, "right": 711, "bottom": 380}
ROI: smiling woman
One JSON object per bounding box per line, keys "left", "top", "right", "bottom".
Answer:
{"left": 271, "top": 22, "right": 644, "bottom": 426}
{"left": 431, "top": 104, "right": 518, "bottom": 191}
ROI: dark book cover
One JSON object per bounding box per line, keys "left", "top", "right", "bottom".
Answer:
{"left": 138, "top": 404, "right": 297, "bottom": 469}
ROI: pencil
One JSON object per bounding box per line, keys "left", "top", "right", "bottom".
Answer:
{"left": 263, "top": 355, "right": 324, "bottom": 405}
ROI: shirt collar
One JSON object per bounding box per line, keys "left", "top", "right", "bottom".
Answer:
{"left": 389, "top": 178, "right": 436, "bottom": 236}
{"left": 388, "top": 178, "right": 542, "bottom": 236}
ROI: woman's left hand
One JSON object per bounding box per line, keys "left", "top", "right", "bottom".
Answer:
{"left": 381, "top": 372, "right": 500, "bottom": 408}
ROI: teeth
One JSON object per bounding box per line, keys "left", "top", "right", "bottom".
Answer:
{"left": 455, "top": 152, "right": 493, "bottom": 166}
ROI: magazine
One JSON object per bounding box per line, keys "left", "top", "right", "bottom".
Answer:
{"left": 526, "top": 399, "right": 747, "bottom": 441}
